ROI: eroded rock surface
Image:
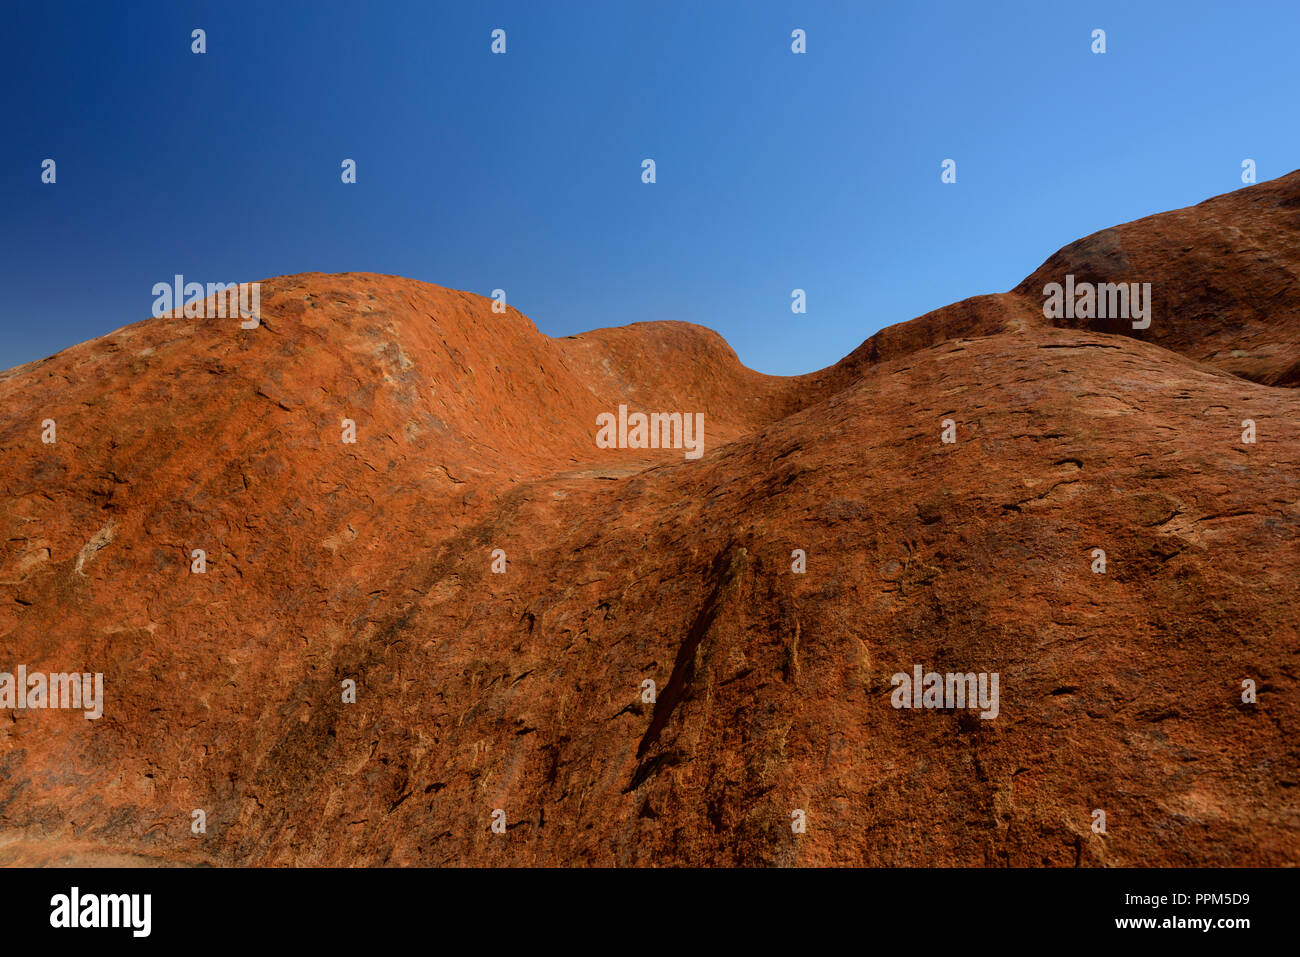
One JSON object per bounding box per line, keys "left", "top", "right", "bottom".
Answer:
{"left": 1, "top": 175, "right": 1297, "bottom": 866}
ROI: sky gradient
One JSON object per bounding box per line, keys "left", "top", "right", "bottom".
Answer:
{"left": 3, "top": 0, "right": 1298, "bottom": 376}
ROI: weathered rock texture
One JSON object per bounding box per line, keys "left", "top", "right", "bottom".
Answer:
{"left": 1, "top": 173, "right": 1297, "bottom": 867}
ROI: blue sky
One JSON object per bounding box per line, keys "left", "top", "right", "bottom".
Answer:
{"left": 3, "top": 0, "right": 1297, "bottom": 376}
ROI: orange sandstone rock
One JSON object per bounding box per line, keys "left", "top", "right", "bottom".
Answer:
{"left": 0, "top": 175, "right": 1296, "bottom": 867}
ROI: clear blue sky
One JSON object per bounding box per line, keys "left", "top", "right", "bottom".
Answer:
{"left": 3, "top": 0, "right": 1297, "bottom": 376}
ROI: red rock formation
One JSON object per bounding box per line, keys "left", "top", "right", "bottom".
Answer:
{"left": 0, "top": 174, "right": 1296, "bottom": 866}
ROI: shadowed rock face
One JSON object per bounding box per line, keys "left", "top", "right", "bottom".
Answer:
{"left": 0, "top": 175, "right": 1297, "bottom": 868}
